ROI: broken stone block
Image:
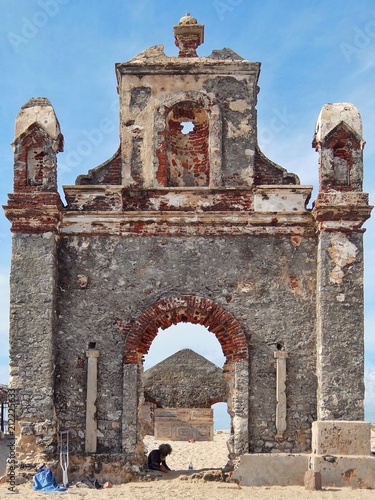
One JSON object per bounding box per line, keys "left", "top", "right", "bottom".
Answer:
{"left": 304, "top": 470, "right": 322, "bottom": 490}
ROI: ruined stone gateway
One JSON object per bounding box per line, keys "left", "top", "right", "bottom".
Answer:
{"left": 3, "top": 15, "right": 374, "bottom": 487}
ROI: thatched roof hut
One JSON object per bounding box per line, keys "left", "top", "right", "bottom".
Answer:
{"left": 143, "top": 349, "right": 228, "bottom": 408}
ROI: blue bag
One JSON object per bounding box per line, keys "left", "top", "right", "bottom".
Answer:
{"left": 32, "top": 467, "right": 67, "bottom": 491}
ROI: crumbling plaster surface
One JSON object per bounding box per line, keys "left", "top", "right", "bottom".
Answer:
{"left": 14, "top": 98, "right": 62, "bottom": 147}
{"left": 316, "top": 231, "right": 365, "bottom": 421}
{"left": 327, "top": 232, "right": 358, "bottom": 285}
{"left": 315, "top": 103, "right": 362, "bottom": 144}
{"left": 116, "top": 48, "right": 262, "bottom": 189}
{"left": 55, "top": 232, "right": 317, "bottom": 455}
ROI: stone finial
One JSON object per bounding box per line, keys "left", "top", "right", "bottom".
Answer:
{"left": 312, "top": 103, "right": 364, "bottom": 192}
{"left": 10, "top": 97, "right": 63, "bottom": 195}
{"left": 14, "top": 97, "right": 63, "bottom": 153}
{"left": 313, "top": 102, "right": 363, "bottom": 147}
{"left": 173, "top": 14, "right": 204, "bottom": 57}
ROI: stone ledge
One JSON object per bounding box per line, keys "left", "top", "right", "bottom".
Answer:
{"left": 310, "top": 455, "right": 375, "bottom": 489}
{"left": 232, "top": 452, "right": 375, "bottom": 489}
{"left": 312, "top": 420, "right": 371, "bottom": 456}
{"left": 232, "top": 453, "right": 309, "bottom": 486}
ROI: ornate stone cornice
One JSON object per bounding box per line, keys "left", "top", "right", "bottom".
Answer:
{"left": 312, "top": 192, "right": 372, "bottom": 232}
{"left": 3, "top": 192, "right": 63, "bottom": 233}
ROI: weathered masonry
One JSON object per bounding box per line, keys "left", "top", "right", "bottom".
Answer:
{"left": 4, "top": 15, "right": 374, "bottom": 486}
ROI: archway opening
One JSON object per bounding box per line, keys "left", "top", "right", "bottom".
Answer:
{"left": 142, "top": 322, "right": 231, "bottom": 470}
{"left": 120, "top": 295, "right": 249, "bottom": 458}
{"left": 212, "top": 402, "right": 230, "bottom": 431}
{"left": 143, "top": 323, "right": 225, "bottom": 370}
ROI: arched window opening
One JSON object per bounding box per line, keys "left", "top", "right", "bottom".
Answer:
{"left": 212, "top": 402, "right": 230, "bottom": 431}
{"left": 166, "top": 101, "right": 209, "bottom": 187}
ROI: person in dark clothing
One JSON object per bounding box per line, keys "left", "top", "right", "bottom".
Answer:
{"left": 148, "top": 443, "right": 172, "bottom": 473}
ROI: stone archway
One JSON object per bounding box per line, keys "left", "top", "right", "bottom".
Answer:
{"left": 119, "top": 295, "right": 249, "bottom": 457}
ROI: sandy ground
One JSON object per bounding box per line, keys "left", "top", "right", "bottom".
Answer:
{"left": 143, "top": 430, "right": 230, "bottom": 470}
{"left": 0, "top": 430, "right": 374, "bottom": 499}
{"left": 2, "top": 481, "right": 375, "bottom": 499}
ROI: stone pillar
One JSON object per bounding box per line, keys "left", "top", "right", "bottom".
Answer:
{"left": 274, "top": 351, "right": 288, "bottom": 438}
{"left": 8, "top": 233, "right": 59, "bottom": 464}
{"left": 315, "top": 231, "right": 367, "bottom": 419}
{"left": 4, "top": 98, "right": 63, "bottom": 467}
{"left": 232, "top": 360, "right": 249, "bottom": 455}
{"left": 122, "top": 364, "right": 139, "bottom": 454}
{"left": 85, "top": 349, "right": 99, "bottom": 453}
{"left": 312, "top": 103, "right": 372, "bottom": 420}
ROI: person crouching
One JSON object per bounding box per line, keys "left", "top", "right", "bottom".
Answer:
{"left": 148, "top": 443, "right": 172, "bottom": 473}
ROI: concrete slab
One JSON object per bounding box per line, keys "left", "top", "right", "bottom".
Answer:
{"left": 232, "top": 453, "right": 309, "bottom": 486}
{"left": 312, "top": 420, "right": 371, "bottom": 455}
{"left": 310, "top": 454, "right": 375, "bottom": 489}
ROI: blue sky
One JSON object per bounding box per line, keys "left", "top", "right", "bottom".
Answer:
{"left": 0, "top": 0, "right": 374, "bottom": 424}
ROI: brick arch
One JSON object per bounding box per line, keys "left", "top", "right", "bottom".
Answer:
{"left": 122, "top": 295, "right": 248, "bottom": 364}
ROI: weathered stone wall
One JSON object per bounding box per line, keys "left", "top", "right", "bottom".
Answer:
{"left": 9, "top": 232, "right": 58, "bottom": 464}
{"left": 0, "top": 385, "right": 8, "bottom": 404}
{"left": 316, "top": 229, "right": 365, "bottom": 420}
{"left": 55, "top": 232, "right": 317, "bottom": 454}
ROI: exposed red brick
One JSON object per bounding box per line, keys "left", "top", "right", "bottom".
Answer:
{"left": 318, "top": 125, "right": 362, "bottom": 192}
{"left": 155, "top": 102, "right": 210, "bottom": 187}
{"left": 118, "top": 295, "right": 248, "bottom": 365}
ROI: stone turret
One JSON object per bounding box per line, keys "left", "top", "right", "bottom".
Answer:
{"left": 312, "top": 102, "right": 371, "bottom": 421}
{"left": 13, "top": 97, "right": 63, "bottom": 192}
{"left": 313, "top": 103, "right": 364, "bottom": 192}
{"left": 3, "top": 97, "right": 63, "bottom": 469}
{"left": 5, "top": 97, "right": 63, "bottom": 233}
